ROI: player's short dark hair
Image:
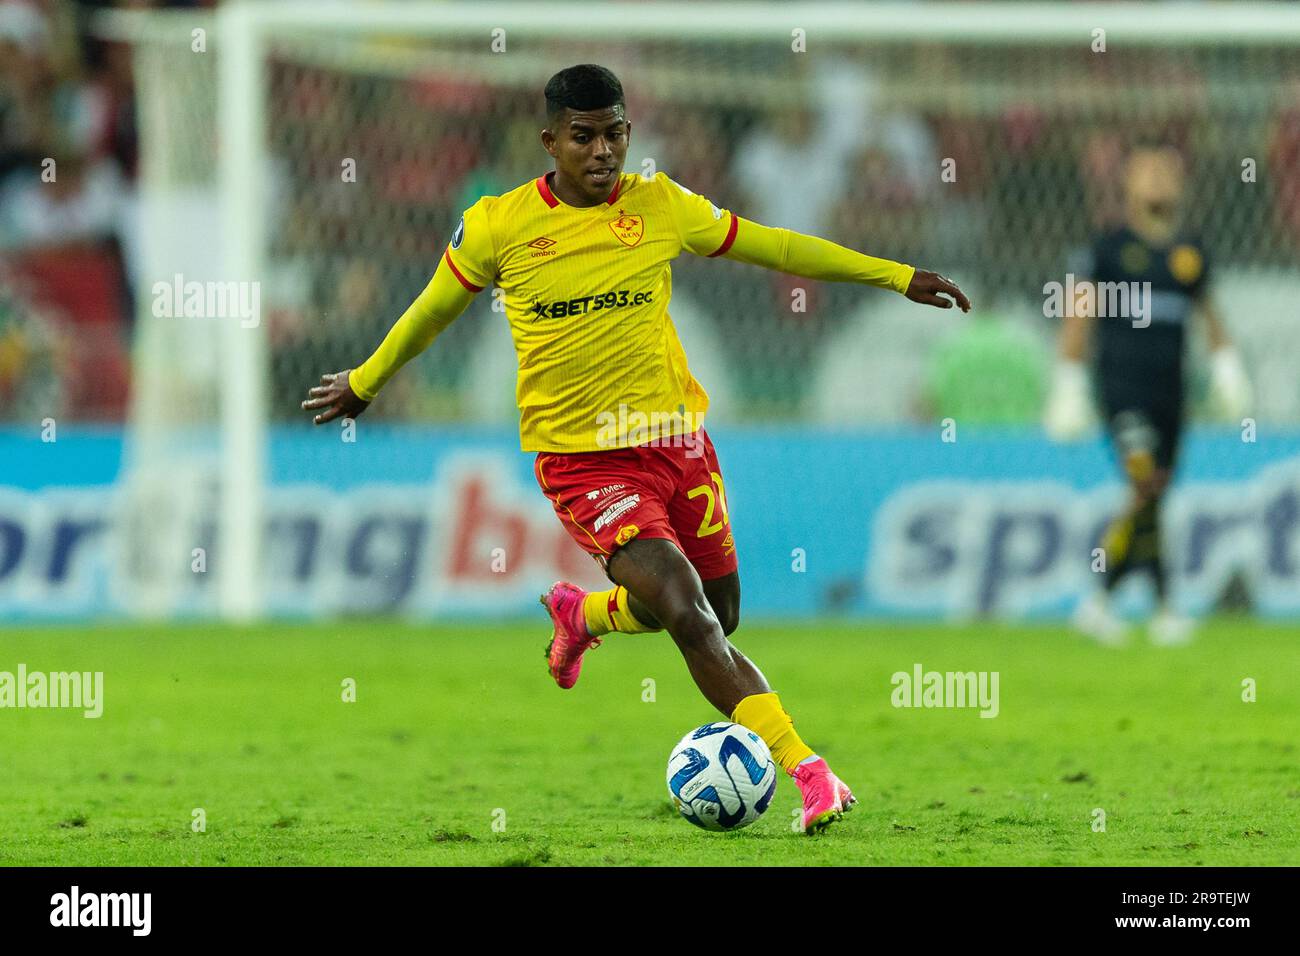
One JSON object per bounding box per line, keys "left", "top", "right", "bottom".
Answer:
{"left": 545, "top": 65, "right": 624, "bottom": 127}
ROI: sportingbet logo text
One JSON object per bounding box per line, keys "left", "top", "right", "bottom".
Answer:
{"left": 151, "top": 273, "right": 261, "bottom": 328}
{"left": 50, "top": 886, "right": 150, "bottom": 936}
{"left": 595, "top": 403, "right": 706, "bottom": 457}
{"left": 1042, "top": 274, "right": 1152, "bottom": 328}
{"left": 531, "top": 288, "right": 653, "bottom": 319}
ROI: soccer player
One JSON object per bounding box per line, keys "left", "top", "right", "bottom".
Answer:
{"left": 1045, "top": 145, "right": 1251, "bottom": 646}
{"left": 303, "top": 65, "right": 970, "bottom": 833}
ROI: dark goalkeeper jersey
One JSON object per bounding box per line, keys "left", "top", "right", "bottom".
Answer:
{"left": 1084, "top": 226, "right": 1209, "bottom": 389}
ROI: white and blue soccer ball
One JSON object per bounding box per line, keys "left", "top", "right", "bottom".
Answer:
{"left": 666, "top": 722, "right": 777, "bottom": 831}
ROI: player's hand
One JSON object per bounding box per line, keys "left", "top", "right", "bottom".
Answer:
{"left": 302, "top": 370, "right": 370, "bottom": 425}
{"left": 905, "top": 270, "right": 971, "bottom": 312}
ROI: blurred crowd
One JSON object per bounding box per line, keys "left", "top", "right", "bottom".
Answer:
{"left": 0, "top": 0, "right": 212, "bottom": 420}
{"left": 5, "top": 0, "right": 1300, "bottom": 425}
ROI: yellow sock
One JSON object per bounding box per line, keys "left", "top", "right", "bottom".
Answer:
{"left": 731, "top": 692, "right": 815, "bottom": 773}
{"left": 583, "top": 586, "right": 660, "bottom": 636}
{"left": 1102, "top": 514, "right": 1135, "bottom": 565}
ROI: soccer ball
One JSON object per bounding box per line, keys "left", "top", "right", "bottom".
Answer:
{"left": 665, "top": 722, "right": 777, "bottom": 831}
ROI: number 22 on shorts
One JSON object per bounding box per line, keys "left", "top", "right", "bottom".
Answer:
{"left": 687, "top": 471, "right": 729, "bottom": 537}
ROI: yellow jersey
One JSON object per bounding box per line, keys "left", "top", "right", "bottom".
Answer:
{"left": 446, "top": 170, "right": 735, "bottom": 452}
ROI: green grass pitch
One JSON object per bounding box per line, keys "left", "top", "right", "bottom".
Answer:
{"left": 1, "top": 619, "right": 1295, "bottom": 866}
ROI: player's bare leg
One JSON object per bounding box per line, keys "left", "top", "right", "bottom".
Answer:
{"left": 616, "top": 570, "right": 737, "bottom": 637}
{"left": 701, "top": 572, "right": 741, "bottom": 637}
{"left": 606, "top": 539, "right": 761, "bottom": 714}
{"left": 621, "top": 587, "right": 662, "bottom": 630}
{"left": 607, "top": 537, "right": 854, "bottom": 833}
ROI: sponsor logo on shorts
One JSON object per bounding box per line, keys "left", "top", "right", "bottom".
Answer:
{"left": 615, "top": 524, "right": 640, "bottom": 546}
{"left": 585, "top": 483, "right": 627, "bottom": 501}
{"left": 720, "top": 532, "right": 735, "bottom": 556}
{"left": 594, "top": 494, "right": 641, "bottom": 532}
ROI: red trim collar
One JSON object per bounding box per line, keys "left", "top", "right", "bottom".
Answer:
{"left": 535, "top": 172, "right": 559, "bottom": 208}
{"left": 535, "top": 170, "right": 623, "bottom": 209}
{"left": 605, "top": 174, "right": 623, "bottom": 205}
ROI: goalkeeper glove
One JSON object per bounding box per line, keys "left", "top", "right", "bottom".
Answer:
{"left": 1043, "top": 359, "right": 1097, "bottom": 441}
{"left": 1208, "top": 347, "right": 1252, "bottom": 421}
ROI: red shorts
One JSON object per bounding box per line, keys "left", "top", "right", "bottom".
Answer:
{"left": 534, "top": 428, "right": 738, "bottom": 580}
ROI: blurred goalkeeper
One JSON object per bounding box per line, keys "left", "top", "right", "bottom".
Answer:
{"left": 1044, "top": 146, "right": 1251, "bottom": 646}
{"left": 302, "top": 64, "right": 969, "bottom": 834}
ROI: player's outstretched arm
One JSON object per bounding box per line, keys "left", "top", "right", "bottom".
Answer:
{"left": 301, "top": 255, "right": 478, "bottom": 425}
{"left": 720, "top": 218, "right": 971, "bottom": 312}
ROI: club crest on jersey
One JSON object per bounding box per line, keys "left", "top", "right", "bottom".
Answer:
{"left": 609, "top": 212, "right": 644, "bottom": 247}
{"left": 451, "top": 216, "right": 465, "bottom": 250}
{"left": 1168, "top": 244, "right": 1203, "bottom": 285}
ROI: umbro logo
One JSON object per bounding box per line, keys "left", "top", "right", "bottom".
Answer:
{"left": 527, "top": 236, "right": 558, "bottom": 258}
